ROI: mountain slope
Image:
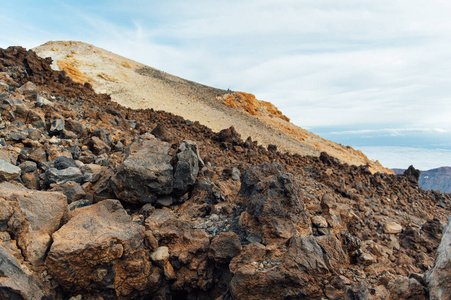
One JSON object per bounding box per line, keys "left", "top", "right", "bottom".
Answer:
{"left": 32, "top": 41, "right": 391, "bottom": 174}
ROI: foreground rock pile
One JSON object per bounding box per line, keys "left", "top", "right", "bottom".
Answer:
{"left": 1, "top": 46, "right": 451, "bottom": 300}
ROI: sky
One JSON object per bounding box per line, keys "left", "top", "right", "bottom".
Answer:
{"left": 1, "top": 0, "right": 451, "bottom": 170}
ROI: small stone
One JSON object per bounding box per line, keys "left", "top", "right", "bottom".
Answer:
{"left": 28, "top": 149, "right": 47, "bottom": 163}
{"left": 18, "top": 81, "right": 40, "bottom": 96}
{"left": 233, "top": 145, "right": 244, "bottom": 153}
{"left": 156, "top": 196, "right": 173, "bottom": 207}
{"left": 384, "top": 222, "right": 403, "bottom": 234}
{"left": 267, "top": 144, "right": 277, "bottom": 152}
{"left": 51, "top": 181, "right": 86, "bottom": 204}
{"left": 54, "top": 156, "right": 77, "bottom": 170}
{"left": 0, "top": 159, "right": 21, "bottom": 181}
{"left": 312, "top": 215, "right": 328, "bottom": 228}
{"left": 163, "top": 261, "right": 176, "bottom": 280}
{"left": 19, "top": 161, "right": 37, "bottom": 173}
{"left": 210, "top": 214, "right": 220, "bottom": 221}
{"left": 21, "top": 172, "right": 40, "bottom": 189}
{"left": 144, "top": 230, "right": 158, "bottom": 251}
{"left": 87, "top": 136, "right": 111, "bottom": 155}
{"left": 49, "top": 118, "right": 65, "bottom": 136}
{"left": 36, "top": 95, "right": 53, "bottom": 107}
{"left": 231, "top": 167, "right": 241, "bottom": 181}
{"left": 150, "top": 246, "right": 170, "bottom": 267}
{"left": 114, "top": 141, "right": 124, "bottom": 152}
{"left": 27, "top": 128, "right": 42, "bottom": 140}
{"left": 93, "top": 268, "right": 108, "bottom": 282}
{"left": 68, "top": 199, "right": 92, "bottom": 212}
{"left": 359, "top": 252, "right": 377, "bottom": 266}
{"left": 44, "top": 167, "right": 83, "bottom": 186}
{"left": 81, "top": 163, "right": 103, "bottom": 182}
{"left": 49, "top": 136, "right": 60, "bottom": 144}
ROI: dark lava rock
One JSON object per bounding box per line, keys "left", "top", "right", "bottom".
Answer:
{"left": 111, "top": 138, "right": 173, "bottom": 204}
{"left": 44, "top": 167, "right": 83, "bottom": 186}
{"left": 404, "top": 165, "right": 421, "bottom": 184}
{"left": 54, "top": 155, "right": 77, "bottom": 170}
{"left": 173, "top": 140, "right": 203, "bottom": 196}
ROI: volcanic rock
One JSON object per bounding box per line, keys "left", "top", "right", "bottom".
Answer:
{"left": 50, "top": 181, "right": 86, "bottom": 203}
{"left": 0, "top": 182, "right": 67, "bottom": 265}
{"left": 426, "top": 216, "right": 451, "bottom": 300}
{"left": 54, "top": 155, "right": 77, "bottom": 170}
{"left": 111, "top": 138, "right": 173, "bottom": 204}
{"left": 239, "top": 162, "right": 310, "bottom": 242}
{"left": 80, "top": 163, "right": 103, "bottom": 182}
{"left": 151, "top": 123, "right": 176, "bottom": 143}
{"left": 208, "top": 232, "right": 242, "bottom": 265}
{"left": 404, "top": 165, "right": 421, "bottom": 184}
{"left": 46, "top": 199, "right": 152, "bottom": 298}
{"left": 173, "top": 140, "right": 203, "bottom": 196}
{"left": 48, "top": 117, "right": 64, "bottom": 136}
{"left": 86, "top": 136, "right": 111, "bottom": 155}
{"left": 44, "top": 166, "right": 83, "bottom": 186}
{"left": 150, "top": 246, "right": 170, "bottom": 267}
{"left": 19, "top": 160, "right": 37, "bottom": 173}
{"left": 0, "top": 159, "right": 21, "bottom": 181}
{"left": 384, "top": 221, "right": 403, "bottom": 234}
{"left": 0, "top": 245, "right": 50, "bottom": 298}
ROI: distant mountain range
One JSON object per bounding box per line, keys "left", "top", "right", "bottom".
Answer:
{"left": 393, "top": 167, "right": 451, "bottom": 193}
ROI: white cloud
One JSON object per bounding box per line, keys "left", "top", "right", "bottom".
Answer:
{"left": 359, "top": 146, "right": 451, "bottom": 170}
{"left": 327, "top": 128, "right": 448, "bottom": 136}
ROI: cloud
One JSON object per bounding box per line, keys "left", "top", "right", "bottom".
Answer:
{"left": 327, "top": 128, "right": 448, "bottom": 136}
{"left": 359, "top": 146, "right": 451, "bottom": 170}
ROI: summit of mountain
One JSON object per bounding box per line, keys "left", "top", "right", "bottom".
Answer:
{"left": 32, "top": 40, "right": 391, "bottom": 174}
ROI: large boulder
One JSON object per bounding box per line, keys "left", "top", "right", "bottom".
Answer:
{"left": 0, "top": 182, "right": 67, "bottom": 265}
{"left": 145, "top": 209, "right": 212, "bottom": 291}
{"left": 111, "top": 138, "right": 173, "bottom": 204}
{"left": 229, "top": 234, "right": 348, "bottom": 300}
{"left": 239, "top": 162, "right": 311, "bottom": 242}
{"left": 173, "top": 140, "right": 203, "bottom": 196}
{"left": 426, "top": 217, "right": 451, "bottom": 300}
{"left": 46, "top": 199, "right": 152, "bottom": 298}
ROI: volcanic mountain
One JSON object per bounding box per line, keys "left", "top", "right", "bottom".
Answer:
{"left": 32, "top": 41, "right": 391, "bottom": 174}
{"left": 1, "top": 44, "right": 451, "bottom": 299}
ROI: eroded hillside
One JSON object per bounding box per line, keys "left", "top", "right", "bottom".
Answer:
{"left": 32, "top": 41, "right": 392, "bottom": 174}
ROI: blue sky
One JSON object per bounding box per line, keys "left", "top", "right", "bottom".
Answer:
{"left": 1, "top": 0, "right": 451, "bottom": 170}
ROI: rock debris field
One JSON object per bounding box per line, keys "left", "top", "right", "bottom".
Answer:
{"left": 0, "top": 46, "right": 451, "bottom": 300}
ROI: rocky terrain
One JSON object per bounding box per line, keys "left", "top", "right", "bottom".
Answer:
{"left": 0, "top": 46, "right": 451, "bottom": 300}
{"left": 32, "top": 41, "right": 391, "bottom": 174}
{"left": 394, "top": 167, "right": 451, "bottom": 194}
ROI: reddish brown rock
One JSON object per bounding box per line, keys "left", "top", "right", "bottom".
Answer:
{"left": 239, "top": 162, "right": 311, "bottom": 242}
{"left": 0, "top": 182, "right": 67, "bottom": 265}
{"left": 208, "top": 232, "right": 242, "bottom": 264}
{"left": 46, "top": 199, "right": 152, "bottom": 298}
